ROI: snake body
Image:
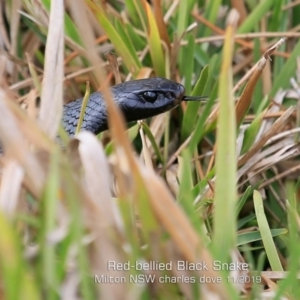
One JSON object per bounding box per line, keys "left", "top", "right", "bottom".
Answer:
{"left": 62, "top": 77, "right": 200, "bottom": 135}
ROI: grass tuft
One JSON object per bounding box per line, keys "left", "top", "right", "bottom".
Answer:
{"left": 0, "top": 1, "right": 300, "bottom": 299}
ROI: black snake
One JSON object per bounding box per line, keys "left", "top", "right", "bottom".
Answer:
{"left": 62, "top": 77, "right": 204, "bottom": 135}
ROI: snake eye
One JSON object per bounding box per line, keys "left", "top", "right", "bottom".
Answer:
{"left": 169, "top": 92, "right": 176, "bottom": 99}
{"left": 143, "top": 91, "right": 157, "bottom": 102}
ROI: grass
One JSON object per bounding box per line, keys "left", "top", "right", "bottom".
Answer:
{"left": 1, "top": 0, "right": 300, "bottom": 299}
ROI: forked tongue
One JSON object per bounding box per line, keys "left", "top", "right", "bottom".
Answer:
{"left": 182, "top": 95, "right": 207, "bottom": 101}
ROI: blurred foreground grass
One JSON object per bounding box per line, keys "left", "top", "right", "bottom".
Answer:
{"left": 1, "top": 0, "right": 300, "bottom": 299}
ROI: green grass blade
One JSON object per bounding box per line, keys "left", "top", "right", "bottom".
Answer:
{"left": 85, "top": 0, "right": 141, "bottom": 75}
{"left": 144, "top": 1, "right": 165, "bottom": 77}
{"left": 212, "top": 15, "right": 237, "bottom": 262}
{"left": 237, "top": 0, "right": 274, "bottom": 33}
{"left": 253, "top": 190, "right": 283, "bottom": 271}
{"left": 273, "top": 182, "right": 300, "bottom": 299}
{"left": 141, "top": 122, "right": 164, "bottom": 164}
{"left": 39, "top": 150, "right": 61, "bottom": 297}
{"left": 181, "top": 65, "right": 209, "bottom": 140}
{"left": 202, "top": 0, "right": 222, "bottom": 37}
{"left": 0, "top": 212, "right": 23, "bottom": 300}
{"left": 237, "top": 228, "right": 287, "bottom": 246}
{"left": 271, "top": 39, "right": 300, "bottom": 96}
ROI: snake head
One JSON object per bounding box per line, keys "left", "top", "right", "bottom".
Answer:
{"left": 113, "top": 77, "right": 204, "bottom": 123}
